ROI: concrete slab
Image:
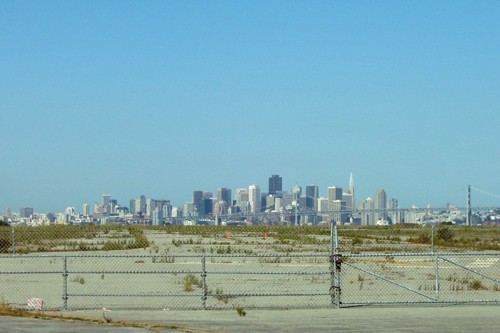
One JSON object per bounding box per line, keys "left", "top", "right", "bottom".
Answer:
{"left": 2, "top": 305, "right": 499, "bottom": 333}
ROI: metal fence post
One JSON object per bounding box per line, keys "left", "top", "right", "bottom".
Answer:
{"left": 434, "top": 254, "right": 440, "bottom": 301}
{"left": 11, "top": 226, "right": 15, "bottom": 256}
{"left": 201, "top": 255, "right": 207, "bottom": 310}
{"left": 62, "top": 255, "right": 68, "bottom": 310}
{"left": 431, "top": 225, "right": 435, "bottom": 254}
{"left": 329, "top": 223, "right": 341, "bottom": 308}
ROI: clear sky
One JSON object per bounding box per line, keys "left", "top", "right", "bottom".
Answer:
{"left": 1, "top": 0, "right": 500, "bottom": 213}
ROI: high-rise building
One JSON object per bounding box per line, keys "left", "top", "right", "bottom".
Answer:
{"left": 235, "top": 188, "right": 249, "bottom": 208}
{"left": 306, "top": 185, "right": 319, "bottom": 211}
{"left": 134, "top": 195, "right": 146, "bottom": 215}
{"left": 375, "top": 188, "right": 388, "bottom": 222}
{"left": 328, "top": 187, "right": 342, "bottom": 201}
{"left": 152, "top": 207, "right": 163, "bottom": 226}
{"left": 328, "top": 187, "right": 342, "bottom": 211}
{"left": 198, "top": 198, "right": 213, "bottom": 216}
{"left": 268, "top": 175, "right": 282, "bottom": 195}
{"left": 193, "top": 191, "right": 203, "bottom": 215}
{"left": 102, "top": 195, "right": 111, "bottom": 214}
{"left": 129, "top": 199, "right": 136, "bottom": 214}
{"left": 281, "top": 192, "right": 295, "bottom": 208}
{"left": 349, "top": 172, "right": 355, "bottom": 208}
{"left": 213, "top": 200, "right": 228, "bottom": 217}
{"left": 171, "top": 207, "right": 182, "bottom": 218}
{"left": 388, "top": 197, "right": 400, "bottom": 224}
{"left": 331, "top": 200, "right": 347, "bottom": 224}
{"left": 102, "top": 195, "right": 111, "bottom": 207}
{"left": 265, "top": 195, "right": 276, "bottom": 210}
{"left": 248, "top": 184, "right": 261, "bottom": 214}
{"left": 20, "top": 207, "right": 34, "bottom": 218}
{"left": 342, "top": 193, "right": 354, "bottom": 211}
{"left": 360, "top": 197, "right": 375, "bottom": 226}
{"left": 183, "top": 202, "right": 194, "bottom": 216}
{"left": 217, "top": 188, "right": 232, "bottom": 206}
{"left": 148, "top": 199, "right": 171, "bottom": 218}
{"left": 83, "top": 204, "right": 90, "bottom": 217}
{"left": 274, "top": 197, "right": 282, "bottom": 211}
{"left": 317, "top": 197, "right": 329, "bottom": 213}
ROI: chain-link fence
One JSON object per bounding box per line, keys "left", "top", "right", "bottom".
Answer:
{"left": 0, "top": 224, "right": 498, "bottom": 310}
{"left": 340, "top": 253, "right": 499, "bottom": 306}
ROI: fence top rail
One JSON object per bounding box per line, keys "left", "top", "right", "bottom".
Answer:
{"left": 344, "top": 251, "right": 500, "bottom": 258}
{"left": 0, "top": 253, "right": 331, "bottom": 259}
{"left": 1, "top": 251, "right": 498, "bottom": 260}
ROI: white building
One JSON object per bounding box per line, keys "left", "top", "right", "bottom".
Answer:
{"left": 248, "top": 184, "right": 261, "bottom": 214}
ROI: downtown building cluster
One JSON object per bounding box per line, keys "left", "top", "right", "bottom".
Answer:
{"left": 2, "top": 174, "right": 403, "bottom": 226}
{"left": 3, "top": 174, "right": 497, "bottom": 226}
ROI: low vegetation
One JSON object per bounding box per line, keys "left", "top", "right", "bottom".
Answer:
{"left": 0, "top": 224, "right": 498, "bottom": 255}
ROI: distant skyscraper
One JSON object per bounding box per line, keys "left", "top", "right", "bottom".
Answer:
{"left": 388, "top": 197, "right": 400, "bottom": 224}
{"left": 198, "top": 198, "right": 213, "bottom": 216}
{"left": 102, "top": 194, "right": 111, "bottom": 213}
{"left": 102, "top": 195, "right": 111, "bottom": 207}
{"left": 235, "top": 188, "right": 249, "bottom": 208}
{"left": 248, "top": 184, "right": 261, "bottom": 214}
{"left": 342, "top": 192, "right": 354, "bottom": 211}
{"left": 217, "top": 188, "right": 232, "bottom": 206}
{"left": 317, "top": 197, "right": 329, "bottom": 213}
{"left": 374, "top": 189, "right": 388, "bottom": 222}
{"left": 331, "top": 200, "right": 347, "bottom": 224}
{"left": 183, "top": 202, "right": 195, "bottom": 216}
{"left": 83, "top": 203, "right": 90, "bottom": 217}
{"left": 146, "top": 198, "right": 155, "bottom": 217}
{"left": 349, "top": 172, "right": 355, "bottom": 209}
{"left": 360, "top": 197, "right": 375, "bottom": 226}
{"left": 20, "top": 207, "right": 33, "bottom": 218}
{"left": 152, "top": 207, "right": 163, "bottom": 226}
{"left": 193, "top": 191, "right": 203, "bottom": 215}
{"left": 328, "top": 187, "right": 342, "bottom": 201}
{"left": 268, "top": 174, "right": 282, "bottom": 195}
{"left": 135, "top": 195, "right": 146, "bottom": 215}
{"left": 306, "top": 185, "right": 319, "bottom": 211}
{"left": 328, "top": 187, "right": 342, "bottom": 211}
{"left": 129, "top": 199, "right": 136, "bottom": 214}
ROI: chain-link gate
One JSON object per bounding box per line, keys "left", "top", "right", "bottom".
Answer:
{"left": 338, "top": 253, "right": 499, "bottom": 306}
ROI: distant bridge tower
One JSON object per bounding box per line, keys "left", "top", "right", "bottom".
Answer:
{"left": 466, "top": 185, "right": 471, "bottom": 226}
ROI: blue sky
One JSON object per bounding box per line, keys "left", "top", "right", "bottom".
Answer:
{"left": 1, "top": 1, "right": 500, "bottom": 213}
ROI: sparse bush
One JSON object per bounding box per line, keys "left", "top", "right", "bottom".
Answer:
{"left": 236, "top": 307, "right": 246, "bottom": 316}
{"left": 418, "top": 233, "right": 431, "bottom": 244}
{"left": 71, "top": 275, "right": 85, "bottom": 284}
{"left": 215, "top": 287, "right": 229, "bottom": 303}
{"left": 437, "top": 227, "right": 454, "bottom": 242}
{"left": 468, "top": 279, "right": 486, "bottom": 290}
{"left": 351, "top": 237, "right": 363, "bottom": 245}
{"left": 0, "top": 238, "right": 11, "bottom": 253}
{"left": 183, "top": 274, "right": 202, "bottom": 292}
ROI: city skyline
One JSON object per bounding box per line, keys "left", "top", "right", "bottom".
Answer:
{"left": 2, "top": 1, "right": 500, "bottom": 212}
{"left": 2, "top": 173, "right": 493, "bottom": 215}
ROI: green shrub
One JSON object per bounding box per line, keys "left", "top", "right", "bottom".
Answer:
{"left": 437, "top": 227, "right": 454, "bottom": 242}
{"left": 236, "top": 307, "right": 246, "bottom": 316}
